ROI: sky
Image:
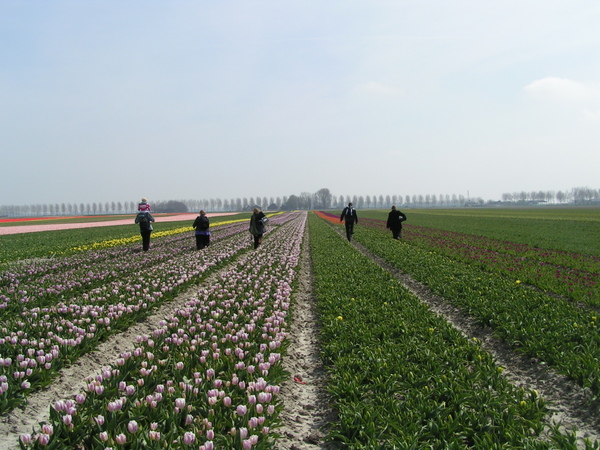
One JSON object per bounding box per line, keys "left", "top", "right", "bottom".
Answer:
{"left": 1, "top": 1, "right": 599, "bottom": 207}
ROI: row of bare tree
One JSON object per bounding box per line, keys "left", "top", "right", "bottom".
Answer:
{"left": 1, "top": 187, "right": 598, "bottom": 218}
{"left": 500, "top": 187, "right": 600, "bottom": 204}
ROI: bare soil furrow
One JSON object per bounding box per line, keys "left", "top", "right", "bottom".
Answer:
{"left": 277, "top": 222, "right": 338, "bottom": 450}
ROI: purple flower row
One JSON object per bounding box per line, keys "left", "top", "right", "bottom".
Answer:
{"left": 0, "top": 213, "right": 298, "bottom": 414}
{"left": 19, "top": 212, "right": 306, "bottom": 449}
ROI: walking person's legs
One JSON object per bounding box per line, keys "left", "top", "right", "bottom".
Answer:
{"left": 345, "top": 222, "right": 353, "bottom": 241}
{"left": 142, "top": 231, "right": 151, "bottom": 251}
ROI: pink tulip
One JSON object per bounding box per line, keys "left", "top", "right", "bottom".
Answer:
{"left": 183, "top": 432, "right": 195, "bottom": 445}
{"left": 127, "top": 420, "right": 138, "bottom": 433}
{"left": 37, "top": 433, "right": 50, "bottom": 446}
{"left": 150, "top": 430, "right": 161, "bottom": 441}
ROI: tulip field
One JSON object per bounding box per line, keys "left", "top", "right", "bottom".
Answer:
{"left": 347, "top": 209, "right": 600, "bottom": 396}
{"left": 310, "top": 211, "right": 599, "bottom": 449}
{"left": 1, "top": 208, "right": 599, "bottom": 448}
{"left": 1, "top": 212, "right": 301, "bottom": 449}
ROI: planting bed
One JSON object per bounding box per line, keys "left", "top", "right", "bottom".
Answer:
{"left": 1, "top": 210, "right": 599, "bottom": 448}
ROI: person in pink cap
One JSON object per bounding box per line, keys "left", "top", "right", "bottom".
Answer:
{"left": 138, "top": 197, "right": 151, "bottom": 212}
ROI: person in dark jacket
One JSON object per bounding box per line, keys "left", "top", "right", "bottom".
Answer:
{"left": 386, "top": 205, "right": 407, "bottom": 239}
{"left": 192, "top": 210, "right": 210, "bottom": 249}
{"left": 135, "top": 211, "right": 155, "bottom": 251}
{"left": 249, "top": 208, "right": 267, "bottom": 249}
{"left": 340, "top": 202, "right": 358, "bottom": 241}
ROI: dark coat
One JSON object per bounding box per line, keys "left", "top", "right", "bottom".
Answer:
{"left": 193, "top": 215, "right": 210, "bottom": 233}
{"left": 135, "top": 211, "right": 155, "bottom": 231}
{"left": 340, "top": 206, "right": 358, "bottom": 224}
{"left": 387, "top": 210, "right": 407, "bottom": 228}
{"left": 249, "top": 211, "right": 267, "bottom": 236}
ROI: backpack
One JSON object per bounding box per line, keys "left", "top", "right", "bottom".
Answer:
{"left": 138, "top": 213, "right": 150, "bottom": 230}
{"left": 198, "top": 216, "right": 209, "bottom": 231}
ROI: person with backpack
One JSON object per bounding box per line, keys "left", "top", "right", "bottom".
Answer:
{"left": 340, "top": 202, "right": 358, "bottom": 241}
{"left": 249, "top": 208, "right": 268, "bottom": 249}
{"left": 192, "top": 210, "right": 210, "bottom": 250}
{"left": 386, "top": 205, "right": 407, "bottom": 239}
{"left": 135, "top": 210, "right": 155, "bottom": 251}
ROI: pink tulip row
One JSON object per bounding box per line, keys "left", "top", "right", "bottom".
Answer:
{"left": 0, "top": 213, "right": 298, "bottom": 415}
{"left": 0, "top": 220, "right": 251, "bottom": 309}
{"left": 17, "top": 212, "right": 306, "bottom": 448}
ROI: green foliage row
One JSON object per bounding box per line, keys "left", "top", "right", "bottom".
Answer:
{"left": 363, "top": 218, "right": 600, "bottom": 307}
{"left": 353, "top": 223, "right": 600, "bottom": 397}
{"left": 359, "top": 208, "right": 600, "bottom": 257}
{"left": 308, "top": 214, "right": 585, "bottom": 448}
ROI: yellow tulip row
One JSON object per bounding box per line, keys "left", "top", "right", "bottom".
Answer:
{"left": 68, "top": 213, "right": 284, "bottom": 253}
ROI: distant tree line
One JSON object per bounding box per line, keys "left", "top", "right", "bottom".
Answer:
{"left": 500, "top": 187, "right": 600, "bottom": 205}
{"left": 1, "top": 186, "right": 598, "bottom": 218}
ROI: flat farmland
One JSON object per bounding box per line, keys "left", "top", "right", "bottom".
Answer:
{"left": 1, "top": 209, "right": 599, "bottom": 448}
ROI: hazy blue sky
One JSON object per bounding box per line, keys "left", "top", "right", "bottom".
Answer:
{"left": 2, "top": 1, "right": 599, "bottom": 207}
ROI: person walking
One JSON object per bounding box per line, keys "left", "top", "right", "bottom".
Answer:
{"left": 192, "top": 210, "right": 210, "bottom": 249}
{"left": 340, "top": 202, "right": 358, "bottom": 241}
{"left": 386, "top": 205, "right": 407, "bottom": 239}
{"left": 249, "top": 208, "right": 267, "bottom": 249}
{"left": 135, "top": 210, "right": 155, "bottom": 251}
